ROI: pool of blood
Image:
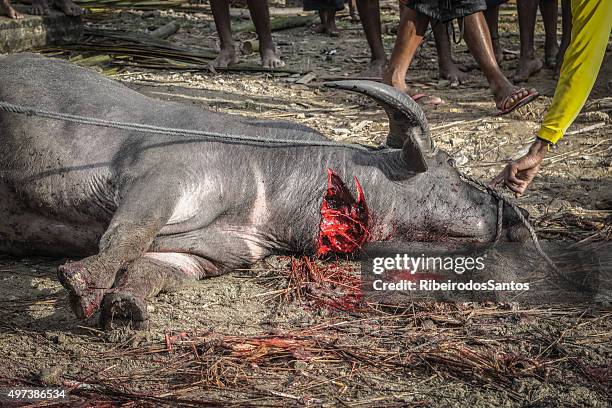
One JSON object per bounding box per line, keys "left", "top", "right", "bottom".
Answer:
{"left": 317, "top": 169, "right": 371, "bottom": 257}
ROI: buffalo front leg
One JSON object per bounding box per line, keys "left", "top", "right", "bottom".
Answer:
{"left": 99, "top": 254, "right": 209, "bottom": 329}
{"left": 58, "top": 179, "right": 179, "bottom": 319}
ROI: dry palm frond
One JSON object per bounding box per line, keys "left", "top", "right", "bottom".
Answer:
{"left": 74, "top": 0, "right": 184, "bottom": 10}
{"left": 41, "top": 28, "right": 306, "bottom": 74}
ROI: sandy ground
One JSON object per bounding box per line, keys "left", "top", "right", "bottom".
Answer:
{"left": 0, "top": 2, "right": 611, "bottom": 406}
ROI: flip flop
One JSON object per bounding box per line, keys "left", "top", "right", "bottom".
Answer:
{"left": 412, "top": 93, "right": 444, "bottom": 106}
{"left": 495, "top": 88, "right": 539, "bottom": 116}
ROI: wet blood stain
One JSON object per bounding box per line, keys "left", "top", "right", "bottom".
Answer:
{"left": 317, "top": 169, "right": 371, "bottom": 257}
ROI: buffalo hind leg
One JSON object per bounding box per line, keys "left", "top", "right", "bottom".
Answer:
{"left": 99, "top": 254, "right": 205, "bottom": 329}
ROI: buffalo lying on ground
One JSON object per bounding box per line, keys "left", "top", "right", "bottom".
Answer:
{"left": 0, "top": 53, "right": 527, "bottom": 327}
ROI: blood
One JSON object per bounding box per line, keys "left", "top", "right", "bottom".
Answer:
{"left": 279, "top": 170, "right": 372, "bottom": 312}
{"left": 285, "top": 256, "right": 363, "bottom": 312}
{"left": 316, "top": 169, "right": 371, "bottom": 257}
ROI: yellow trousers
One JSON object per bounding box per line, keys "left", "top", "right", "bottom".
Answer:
{"left": 537, "top": 0, "right": 612, "bottom": 144}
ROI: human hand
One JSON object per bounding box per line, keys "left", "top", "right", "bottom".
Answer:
{"left": 491, "top": 139, "right": 548, "bottom": 196}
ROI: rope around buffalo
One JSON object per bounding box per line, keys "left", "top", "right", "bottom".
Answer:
{"left": 458, "top": 173, "right": 585, "bottom": 290}
{"left": 0, "top": 101, "right": 372, "bottom": 151}
{"left": 0, "top": 99, "right": 586, "bottom": 291}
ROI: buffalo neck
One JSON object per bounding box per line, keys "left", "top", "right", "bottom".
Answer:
{"left": 257, "top": 145, "right": 417, "bottom": 254}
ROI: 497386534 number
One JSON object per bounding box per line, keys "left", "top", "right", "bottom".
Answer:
{"left": 3, "top": 388, "right": 67, "bottom": 401}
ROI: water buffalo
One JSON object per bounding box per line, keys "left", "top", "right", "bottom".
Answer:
{"left": 0, "top": 53, "right": 527, "bottom": 327}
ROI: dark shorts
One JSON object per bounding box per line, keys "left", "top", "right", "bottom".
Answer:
{"left": 486, "top": 0, "right": 508, "bottom": 7}
{"left": 403, "top": 0, "right": 487, "bottom": 22}
{"left": 303, "top": 0, "right": 344, "bottom": 12}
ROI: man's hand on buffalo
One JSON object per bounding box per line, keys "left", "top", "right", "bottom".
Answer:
{"left": 491, "top": 138, "right": 548, "bottom": 197}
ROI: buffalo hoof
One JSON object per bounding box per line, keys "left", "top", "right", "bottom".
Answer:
{"left": 100, "top": 292, "right": 149, "bottom": 330}
{"left": 68, "top": 290, "right": 105, "bottom": 319}
{"left": 59, "top": 260, "right": 111, "bottom": 318}
{"left": 58, "top": 260, "right": 91, "bottom": 297}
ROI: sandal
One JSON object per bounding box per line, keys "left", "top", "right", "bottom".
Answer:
{"left": 495, "top": 88, "right": 539, "bottom": 116}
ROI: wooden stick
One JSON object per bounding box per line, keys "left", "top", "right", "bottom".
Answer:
{"left": 565, "top": 122, "right": 606, "bottom": 135}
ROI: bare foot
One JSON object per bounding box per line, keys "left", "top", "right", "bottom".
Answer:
{"left": 261, "top": 47, "right": 285, "bottom": 69}
{"left": 544, "top": 40, "right": 559, "bottom": 69}
{"left": 314, "top": 9, "right": 340, "bottom": 37}
{"left": 357, "top": 58, "right": 386, "bottom": 78}
{"left": 30, "top": 0, "right": 50, "bottom": 15}
{"left": 314, "top": 22, "right": 339, "bottom": 37}
{"left": 314, "top": 24, "right": 328, "bottom": 34}
{"left": 513, "top": 57, "right": 543, "bottom": 83}
{"left": 439, "top": 62, "right": 469, "bottom": 87}
{"left": 326, "top": 19, "right": 339, "bottom": 36}
{"left": 7, "top": 7, "right": 22, "bottom": 18}
{"left": 213, "top": 46, "right": 239, "bottom": 68}
{"left": 1, "top": 0, "right": 23, "bottom": 18}
{"left": 54, "top": 0, "right": 84, "bottom": 16}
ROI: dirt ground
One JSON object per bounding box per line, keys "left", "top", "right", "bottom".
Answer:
{"left": 0, "top": 2, "right": 610, "bottom": 406}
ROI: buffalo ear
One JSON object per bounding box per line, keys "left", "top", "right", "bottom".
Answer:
{"left": 324, "top": 80, "right": 432, "bottom": 173}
